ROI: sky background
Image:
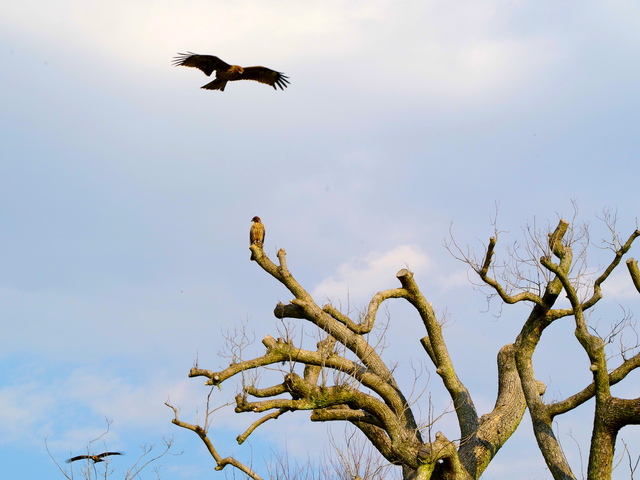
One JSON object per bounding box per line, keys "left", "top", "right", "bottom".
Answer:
{"left": 1, "top": 1, "right": 640, "bottom": 479}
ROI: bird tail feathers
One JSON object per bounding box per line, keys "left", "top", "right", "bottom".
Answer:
{"left": 201, "top": 79, "right": 227, "bottom": 91}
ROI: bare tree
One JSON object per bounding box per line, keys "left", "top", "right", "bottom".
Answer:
{"left": 168, "top": 215, "right": 640, "bottom": 480}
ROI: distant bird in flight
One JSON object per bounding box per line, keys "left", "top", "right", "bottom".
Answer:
{"left": 172, "top": 53, "right": 290, "bottom": 92}
{"left": 66, "top": 452, "right": 124, "bottom": 464}
{"left": 250, "top": 216, "right": 265, "bottom": 261}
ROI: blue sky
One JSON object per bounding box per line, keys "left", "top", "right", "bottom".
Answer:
{"left": 1, "top": 1, "right": 640, "bottom": 479}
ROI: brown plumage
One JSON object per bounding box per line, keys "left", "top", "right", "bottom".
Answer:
{"left": 66, "top": 452, "right": 123, "bottom": 464}
{"left": 250, "top": 216, "right": 265, "bottom": 261}
{"left": 172, "top": 52, "right": 290, "bottom": 92}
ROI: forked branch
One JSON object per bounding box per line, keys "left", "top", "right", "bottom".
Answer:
{"left": 166, "top": 402, "right": 264, "bottom": 480}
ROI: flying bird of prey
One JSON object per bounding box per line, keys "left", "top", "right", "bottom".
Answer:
{"left": 172, "top": 53, "right": 290, "bottom": 91}
{"left": 250, "top": 216, "right": 265, "bottom": 261}
{"left": 66, "top": 452, "right": 124, "bottom": 464}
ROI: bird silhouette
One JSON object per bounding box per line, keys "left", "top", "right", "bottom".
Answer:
{"left": 66, "top": 452, "right": 124, "bottom": 463}
{"left": 173, "top": 53, "right": 289, "bottom": 91}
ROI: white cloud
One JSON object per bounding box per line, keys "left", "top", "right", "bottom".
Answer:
{"left": 0, "top": 0, "right": 390, "bottom": 67}
{"left": 602, "top": 270, "right": 640, "bottom": 301}
{"left": 437, "top": 269, "right": 471, "bottom": 293}
{"left": 0, "top": 368, "right": 199, "bottom": 447}
{"left": 0, "top": 382, "right": 56, "bottom": 444}
{"left": 312, "top": 245, "right": 430, "bottom": 305}
{"left": 0, "top": 0, "right": 563, "bottom": 99}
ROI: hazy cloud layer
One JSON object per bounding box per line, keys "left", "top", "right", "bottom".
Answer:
{"left": 2, "top": 1, "right": 640, "bottom": 478}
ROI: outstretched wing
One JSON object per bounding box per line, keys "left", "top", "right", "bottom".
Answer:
{"left": 97, "top": 451, "right": 123, "bottom": 459}
{"left": 172, "top": 53, "right": 231, "bottom": 77}
{"left": 240, "top": 66, "right": 290, "bottom": 90}
{"left": 66, "top": 455, "right": 89, "bottom": 463}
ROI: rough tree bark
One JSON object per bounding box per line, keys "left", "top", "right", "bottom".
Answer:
{"left": 167, "top": 217, "right": 640, "bottom": 480}
{"left": 472, "top": 218, "right": 640, "bottom": 480}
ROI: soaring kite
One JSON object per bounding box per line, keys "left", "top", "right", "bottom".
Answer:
{"left": 250, "top": 216, "right": 265, "bottom": 260}
{"left": 172, "top": 53, "right": 290, "bottom": 91}
{"left": 66, "top": 452, "right": 124, "bottom": 464}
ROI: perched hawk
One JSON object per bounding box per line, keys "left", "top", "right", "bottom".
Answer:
{"left": 172, "top": 53, "right": 290, "bottom": 92}
{"left": 250, "top": 216, "right": 265, "bottom": 261}
{"left": 66, "top": 452, "right": 123, "bottom": 464}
